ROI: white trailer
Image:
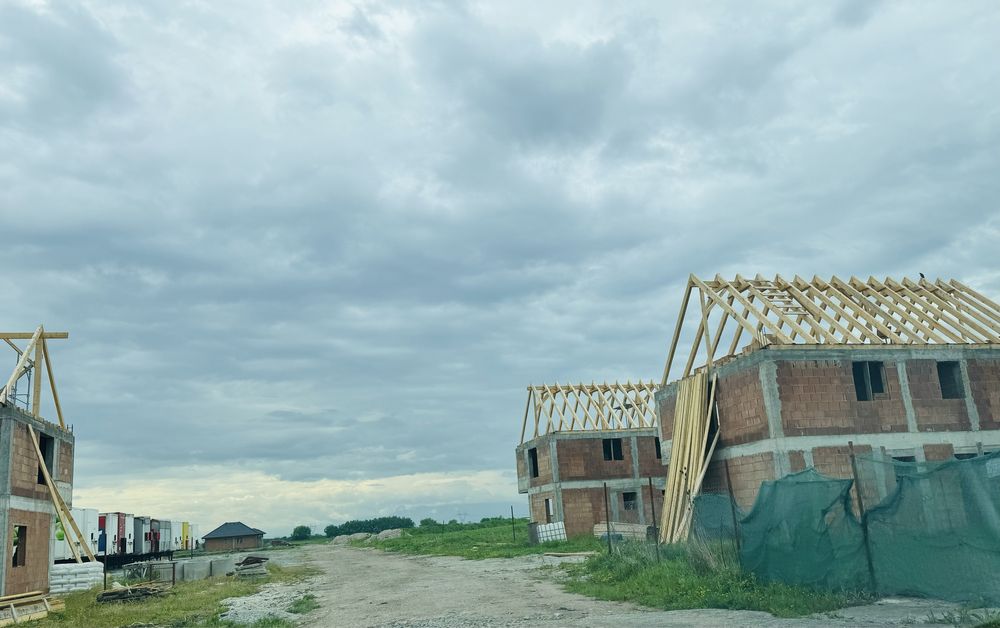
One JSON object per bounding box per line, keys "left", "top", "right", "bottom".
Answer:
{"left": 124, "top": 514, "right": 135, "bottom": 554}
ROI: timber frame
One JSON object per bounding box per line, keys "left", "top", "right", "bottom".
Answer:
{"left": 520, "top": 381, "right": 658, "bottom": 444}
{"left": 661, "top": 275, "right": 1000, "bottom": 386}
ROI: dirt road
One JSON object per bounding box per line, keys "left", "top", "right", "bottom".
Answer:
{"left": 237, "top": 544, "right": 963, "bottom": 627}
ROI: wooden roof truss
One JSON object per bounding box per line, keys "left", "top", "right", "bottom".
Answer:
{"left": 520, "top": 380, "right": 658, "bottom": 444}
{"left": 0, "top": 326, "right": 69, "bottom": 428}
{"left": 661, "top": 275, "right": 1000, "bottom": 385}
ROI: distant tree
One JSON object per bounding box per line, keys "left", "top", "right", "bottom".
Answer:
{"left": 324, "top": 524, "right": 339, "bottom": 538}
{"left": 419, "top": 518, "right": 438, "bottom": 528}
{"left": 291, "top": 525, "right": 311, "bottom": 541}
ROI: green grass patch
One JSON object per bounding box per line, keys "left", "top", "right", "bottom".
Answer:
{"left": 35, "top": 563, "right": 318, "bottom": 628}
{"left": 563, "top": 541, "right": 870, "bottom": 618}
{"left": 359, "top": 517, "right": 602, "bottom": 559}
{"left": 286, "top": 593, "right": 320, "bottom": 614}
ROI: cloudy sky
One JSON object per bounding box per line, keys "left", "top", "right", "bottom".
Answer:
{"left": 1, "top": 0, "right": 998, "bottom": 535}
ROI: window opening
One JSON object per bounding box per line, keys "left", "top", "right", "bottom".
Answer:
{"left": 654, "top": 437, "right": 662, "bottom": 459}
{"left": 602, "top": 438, "right": 623, "bottom": 461}
{"left": 544, "top": 498, "right": 553, "bottom": 524}
{"left": 852, "top": 361, "right": 886, "bottom": 401}
{"left": 12, "top": 526, "right": 26, "bottom": 567}
{"left": 623, "top": 492, "right": 638, "bottom": 511}
{"left": 37, "top": 433, "right": 54, "bottom": 485}
{"left": 528, "top": 448, "right": 539, "bottom": 478}
{"left": 937, "top": 361, "right": 964, "bottom": 399}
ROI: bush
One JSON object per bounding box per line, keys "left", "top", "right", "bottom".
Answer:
{"left": 291, "top": 525, "right": 311, "bottom": 541}
{"left": 324, "top": 524, "right": 338, "bottom": 538}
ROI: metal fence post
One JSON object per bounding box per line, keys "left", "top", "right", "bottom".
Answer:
{"left": 849, "top": 441, "right": 878, "bottom": 594}
{"left": 647, "top": 477, "right": 661, "bottom": 562}
{"left": 510, "top": 505, "right": 516, "bottom": 543}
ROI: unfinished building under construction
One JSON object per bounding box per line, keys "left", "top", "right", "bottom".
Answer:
{"left": 0, "top": 328, "right": 96, "bottom": 595}
{"left": 655, "top": 275, "right": 1000, "bottom": 540}
{"left": 516, "top": 275, "right": 1000, "bottom": 540}
{"left": 515, "top": 381, "right": 665, "bottom": 537}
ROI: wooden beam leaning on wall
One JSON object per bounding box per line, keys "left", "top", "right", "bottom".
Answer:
{"left": 26, "top": 424, "right": 95, "bottom": 562}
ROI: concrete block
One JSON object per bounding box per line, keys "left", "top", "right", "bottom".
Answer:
{"left": 210, "top": 557, "right": 235, "bottom": 577}
{"left": 181, "top": 560, "right": 210, "bottom": 581}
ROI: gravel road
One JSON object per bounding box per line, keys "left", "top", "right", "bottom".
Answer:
{"left": 223, "top": 544, "right": 969, "bottom": 627}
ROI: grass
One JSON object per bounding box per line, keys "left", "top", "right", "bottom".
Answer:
{"left": 286, "top": 593, "right": 320, "bottom": 614}
{"left": 34, "top": 562, "right": 319, "bottom": 628}
{"left": 562, "top": 540, "right": 871, "bottom": 618}
{"left": 358, "top": 517, "right": 603, "bottom": 559}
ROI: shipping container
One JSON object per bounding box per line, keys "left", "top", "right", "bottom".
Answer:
{"left": 124, "top": 514, "right": 135, "bottom": 554}
{"left": 53, "top": 508, "right": 99, "bottom": 561}
{"left": 171, "top": 520, "right": 183, "bottom": 551}
{"left": 181, "top": 521, "right": 190, "bottom": 550}
{"left": 135, "top": 516, "right": 151, "bottom": 554}
{"left": 190, "top": 524, "right": 201, "bottom": 550}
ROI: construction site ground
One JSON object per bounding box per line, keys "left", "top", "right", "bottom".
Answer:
{"left": 239, "top": 544, "right": 980, "bottom": 627}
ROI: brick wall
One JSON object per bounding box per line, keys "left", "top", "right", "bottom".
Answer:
{"left": 636, "top": 436, "right": 664, "bottom": 478}
{"left": 715, "top": 367, "right": 769, "bottom": 446}
{"left": 57, "top": 441, "right": 73, "bottom": 484}
{"left": 203, "top": 535, "right": 262, "bottom": 553}
{"left": 529, "top": 492, "right": 555, "bottom": 525}
{"left": 5, "top": 509, "right": 51, "bottom": 595}
{"left": 907, "top": 360, "right": 971, "bottom": 431}
{"left": 561, "top": 488, "right": 605, "bottom": 537}
{"left": 777, "top": 360, "right": 907, "bottom": 435}
{"left": 788, "top": 450, "right": 806, "bottom": 472}
{"left": 556, "top": 437, "right": 634, "bottom": 481}
{"left": 527, "top": 441, "right": 553, "bottom": 488}
{"left": 923, "top": 443, "right": 955, "bottom": 461}
{"left": 722, "top": 453, "right": 775, "bottom": 510}
{"left": 968, "top": 359, "right": 1000, "bottom": 430}
{"left": 9, "top": 424, "right": 50, "bottom": 501}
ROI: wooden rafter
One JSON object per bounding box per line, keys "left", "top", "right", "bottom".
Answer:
{"left": 661, "top": 275, "right": 1000, "bottom": 385}
{"left": 520, "top": 380, "right": 658, "bottom": 443}
{"left": 1, "top": 326, "right": 69, "bottom": 429}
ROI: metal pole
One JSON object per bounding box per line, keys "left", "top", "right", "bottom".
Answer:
{"left": 603, "top": 482, "right": 613, "bottom": 554}
{"left": 103, "top": 543, "right": 107, "bottom": 591}
{"left": 848, "top": 441, "right": 878, "bottom": 594}
{"left": 647, "top": 477, "right": 660, "bottom": 562}
{"left": 510, "top": 505, "right": 516, "bottom": 542}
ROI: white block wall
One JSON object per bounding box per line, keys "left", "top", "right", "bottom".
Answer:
{"left": 536, "top": 521, "right": 567, "bottom": 542}
{"left": 49, "top": 561, "right": 104, "bottom": 594}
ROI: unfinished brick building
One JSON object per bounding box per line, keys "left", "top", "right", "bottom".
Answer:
{"left": 515, "top": 382, "right": 665, "bottom": 537}
{"left": 656, "top": 275, "right": 1000, "bottom": 514}
{"left": 0, "top": 329, "right": 85, "bottom": 595}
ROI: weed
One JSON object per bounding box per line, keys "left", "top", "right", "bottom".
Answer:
{"left": 287, "top": 593, "right": 320, "bottom": 614}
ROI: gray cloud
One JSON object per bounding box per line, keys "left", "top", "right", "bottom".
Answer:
{"left": 2, "top": 0, "right": 999, "bottom": 532}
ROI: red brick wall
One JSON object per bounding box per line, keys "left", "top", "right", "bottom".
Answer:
{"left": 968, "top": 359, "right": 1000, "bottom": 430}
{"left": 723, "top": 453, "right": 775, "bottom": 510}
{"left": 923, "top": 443, "right": 955, "bottom": 461}
{"left": 529, "top": 492, "right": 555, "bottom": 525}
{"left": 527, "top": 442, "right": 553, "bottom": 488}
{"left": 57, "top": 441, "right": 73, "bottom": 484}
{"left": 203, "top": 535, "right": 262, "bottom": 553}
{"left": 10, "top": 424, "right": 50, "bottom": 501}
{"left": 5, "top": 509, "right": 51, "bottom": 595}
{"left": 556, "top": 437, "right": 634, "bottom": 481}
{"left": 715, "top": 367, "right": 769, "bottom": 446}
{"left": 907, "top": 360, "right": 970, "bottom": 431}
{"left": 636, "top": 436, "right": 664, "bottom": 478}
{"left": 777, "top": 360, "right": 907, "bottom": 435}
{"left": 788, "top": 450, "right": 806, "bottom": 472}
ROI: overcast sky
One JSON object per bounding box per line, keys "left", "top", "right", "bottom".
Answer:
{"left": 2, "top": 0, "right": 998, "bottom": 535}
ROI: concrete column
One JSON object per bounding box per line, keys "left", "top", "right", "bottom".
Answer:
{"left": 759, "top": 362, "right": 784, "bottom": 438}
{"left": 802, "top": 449, "right": 815, "bottom": 469}
{"left": 896, "top": 362, "right": 919, "bottom": 433}
{"left": 549, "top": 440, "right": 564, "bottom": 522}
{"left": 960, "top": 360, "right": 981, "bottom": 431}
{"left": 630, "top": 436, "right": 645, "bottom": 524}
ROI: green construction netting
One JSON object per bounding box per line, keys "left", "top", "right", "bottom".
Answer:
{"left": 691, "top": 492, "right": 744, "bottom": 540}
{"left": 732, "top": 452, "right": 1000, "bottom": 603}
{"left": 739, "top": 468, "right": 869, "bottom": 591}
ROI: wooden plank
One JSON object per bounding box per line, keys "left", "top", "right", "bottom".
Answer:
{"left": 703, "top": 275, "right": 794, "bottom": 344}
{"left": 661, "top": 280, "right": 694, "bottom": 386}
{"left": 0, "top": 332, "right": 68, "bottom": 340}
{"left": 797, "top": 276, "right": 893, "bottom": 343}
{"left": 776, "top": 275, "right": 865, "bottom": 343}
{"left": 934, "top": 280, "right": 1000, "bottom": 334}
{"left": 519, "top": 388, "right": 532, "bottom": 444}
{"left": 844, "top": 276, "right": 946, "bottom": 343}
{"left": 827, "top": 276, "right": 914, "bottom": 343}
{"left": 31, "top": 343, "right": 42, "bottom": 418}
{"left": 1, "top": 327, "right": 42, "bottom": 405}
{"left": 736, "top": 274, "right": 823, "bottom": 343}
{"left": 867, "top": 277, "right": 963, "bottom": 343}
{"left": 949, "top": 280, "right": 1000, "bottom": 326}
{"left": 903, "top": 278, "right": 999, "bottom": 341}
